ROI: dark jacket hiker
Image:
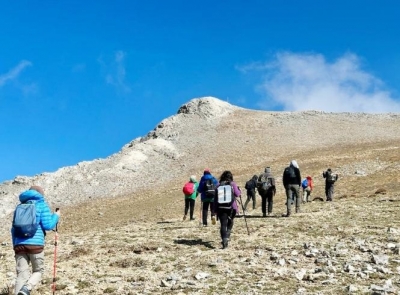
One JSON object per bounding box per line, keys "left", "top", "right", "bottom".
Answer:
{"left": 243, "top": 175, "right": 258, "bottom": 211}
{"left": 197, "top": 169, "right": 219, "bottom": 226}
{"left": 257, "top": 167, "right": 276, "bottom": 217}
{"left": 282, "top": 160, "right": 302, "bottom": 217}
{"left": 323, "top": 168, "right": 339, "bottom": 201}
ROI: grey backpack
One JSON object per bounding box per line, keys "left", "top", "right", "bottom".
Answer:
{"left": 12, "top": 201, "right": 38, "bottom": 238}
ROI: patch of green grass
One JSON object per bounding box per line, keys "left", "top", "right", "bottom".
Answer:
{"left": 77, "top": 280, "right": 91, "bottom": 289}
{"left": 109, "top": 257, "right": 146, "bottom": 268}
{"left": 103, "top": 286, "right": 117, "bottom": 293}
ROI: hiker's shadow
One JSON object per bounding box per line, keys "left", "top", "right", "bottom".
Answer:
{"left": 236, "top": 215, "right": 280, "bottom": 219}
{"left": 174, "top": 239, "right": 215, "bottom": 249}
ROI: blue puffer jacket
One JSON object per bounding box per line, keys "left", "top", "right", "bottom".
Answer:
{"left": 11, "top": 189, "right": 59, "bottom": 246}
{"left": 197, "top": 173, "right": 219, "bottom": 202}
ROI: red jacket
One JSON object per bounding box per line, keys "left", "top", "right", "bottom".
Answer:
{"left": 306, "top": 176, "right": 313, "bottom": 190}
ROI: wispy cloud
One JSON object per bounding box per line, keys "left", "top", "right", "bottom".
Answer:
{"left": 240, "top": 52, "right": 400, "bottom": 113}
{"left": 99, "top": 51, "right": 131, "bottom": 93}
{"left": 0, "top": 60, "right": 32, "bottom": 87}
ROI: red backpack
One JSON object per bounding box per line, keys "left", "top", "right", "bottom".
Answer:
{"left": 182, "top": 182, "right": 195, "bottom": 195}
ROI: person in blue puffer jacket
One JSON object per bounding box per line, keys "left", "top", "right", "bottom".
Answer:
{"left": 11, "top": 186, "right": 60, "bottom": 295}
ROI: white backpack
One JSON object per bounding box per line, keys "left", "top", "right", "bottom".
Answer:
{"left": 217, "top": 183, "right": 234, "bottom": 209}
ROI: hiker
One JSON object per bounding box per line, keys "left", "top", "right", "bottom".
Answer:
{"left": 197, "top": 168, "right": 219, "bottom": 226}
{"left": 243, "top": 175, "right": 258, "bottom": 211}
{"left": 302, "top": 175, "right": 314, "bottom": 203}
{"left": 323, "top": 168, "right": 339, "bottom": 201}
{"left": 213, "top": 170, "right": 241, "bottom": 249}
{"left": 282, "top": 160, "right": 302, "bottom": 217}
{"left": 257, "top": 167, "right": 276, "bottom": 217}
{"left": 11, "top": 186, "right": 60, "bottom": 295}
{"left": 182, "top": 175, "right": 199, "bottom": 221}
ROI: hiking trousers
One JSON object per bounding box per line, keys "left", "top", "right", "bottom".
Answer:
{"left": 202, "top": 201, "right": 215, "bottom": 226}
{"left": 244, "top": 190, "right": 256, "bottom": 210}
{"left": 218, "top": 209, "right": 237, "bottom": 240}
{"left": 261, "top": 191, "right": 274, "bottom": 215}
{"left": 15, "top": 251, "right": 44, "bottom": 294}
{"left": 303, "top": 187, "right": 311, "bottom": 202}
{"left": 325, "top": 184, "right": 335, "bottom": 201}
{"left": 285, "top": 184, "right": 301, "bottom": 215}
{"left": 184, "top": 198, "right": 195, "bottom": 219}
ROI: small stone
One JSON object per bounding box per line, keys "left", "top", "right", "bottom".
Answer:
{"left": 161, "top": 280, "right": 171, "bottom": 287}
{"left": 372, "top": 254, "right": 389, "bottom": 265}
{"left": 296, "top": 269, "right": 306, "bottom": 281}
{"left": 347, "top": 284, "right": 358, "bottom": 293}
{"left": 194, "top": 272, "right": 209, "bottom": 280}
{"left": 277, "top": 258, "right": 285, "bottom": 266}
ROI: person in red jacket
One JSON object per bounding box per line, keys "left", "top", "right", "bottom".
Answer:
{"left": 302, "top": 176, "right": 314, "bottom": 203}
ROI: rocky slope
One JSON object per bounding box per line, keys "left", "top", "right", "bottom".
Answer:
{"left": 1, "top": 96, "right": 400, "bottom": 294}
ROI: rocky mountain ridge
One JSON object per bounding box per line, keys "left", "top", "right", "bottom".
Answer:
{"left": 1, "top": 96, "right": 400, "bottom": 294}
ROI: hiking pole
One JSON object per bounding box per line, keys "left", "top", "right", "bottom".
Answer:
{"left": 52, "top": 208, "right": 59, "bottom": 295}
{"left": 238, "top": 195, "right": 250, "bottom": 235}
{"left": 199, "top": 201, "right": 203, "bottom": 227}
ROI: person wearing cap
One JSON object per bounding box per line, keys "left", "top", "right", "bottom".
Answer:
{"left": 197, "top": 169, "right": 219, "bottom": 226}
{"left": 282, "top": 160, "right": 302, "bottom": 217}
{"left": 183, "top": 175, "right": 199, "bottom": 221}
{"left": 11, "top": 186, "right": 60, "bottom": 295}
{"left": 323, "top": 168, "right": 339, "bottom": 201}
{"left": 257, "top": 167, "right": 276, "bottom": 217}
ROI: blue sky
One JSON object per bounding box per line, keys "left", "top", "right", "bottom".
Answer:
{"left": 1, "top": 0, "right": 399, "bottom": 182}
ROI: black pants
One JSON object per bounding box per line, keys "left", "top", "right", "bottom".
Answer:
{"left": 244, "top": 190, "right": 256, "bottom": 210}
{"left": 184, "top": 198, "right": 195, "bottom": 219}
{"left": 202, "top": 201, "right": 215, "bottom": 225}
{"left": 325, "top": 184, "right": 334, "bottom": 201}
{"left": 261, "top": 191, "right": 274, "bottom": 214}
{"left": 218, "top": 209, "right": 236, "bottom": 240}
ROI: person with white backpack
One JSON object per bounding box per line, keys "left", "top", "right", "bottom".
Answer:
{"left": 212, "top": 170, "right": 241, "bottom": 249}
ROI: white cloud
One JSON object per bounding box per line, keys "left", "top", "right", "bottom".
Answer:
{"left": 0, "top": 60, "right": 32, "bottom": 87}
{"left": 243, "top": 52, "right": 400, "bottom": 113}
{"left": 101, "top": 50, "right": 130, "bottom": 93}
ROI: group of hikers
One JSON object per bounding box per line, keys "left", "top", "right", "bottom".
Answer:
{"left": 182, "top": 162, "right": 339, "bottom": 249}
{"left": 7, "top": 163, "right": 339, "bottom": 295}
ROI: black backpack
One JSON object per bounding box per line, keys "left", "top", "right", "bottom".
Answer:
{"left": 284, "top": 166, "right": 296, "bottom": 179}
{"left": 245, "top": 179, "right": 256, "bottom": 191}
{"left": 327, "top": 173, "right": 337, "bottom": 184}
{"left": 204, "top": 178, "right": 216, "bottom": 197}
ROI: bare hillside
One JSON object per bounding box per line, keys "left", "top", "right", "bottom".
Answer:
{"left": 1, "top": 97, "right": 400, "bottom": 294}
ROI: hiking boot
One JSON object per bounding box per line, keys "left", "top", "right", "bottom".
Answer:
{"left": 211, "top": 216, "right": 216, "bottom": 225}
{"left": 183, "top": 215, "right": 187, "bottom": 221}
{"left": 226, "top": 230, "right": 231, "bottom": 240}
{"left": 222, "top": 238, "right": 229, "bottom": 249}
{"left": 18, "top": 286, "right": 30, "bottom": 295}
